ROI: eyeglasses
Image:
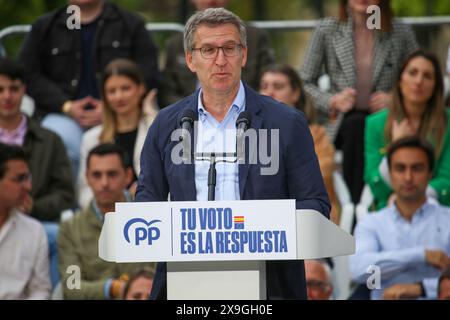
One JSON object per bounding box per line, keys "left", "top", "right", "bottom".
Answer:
{"left": 306, "top": 280, "right": 331, "bottom": 292}
{"left": 191, "top": 43, "right": 244, "bottom": 59}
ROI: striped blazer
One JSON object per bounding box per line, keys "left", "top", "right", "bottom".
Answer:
{"left": 300, "top": 17, "right": 418, "bottom": 139}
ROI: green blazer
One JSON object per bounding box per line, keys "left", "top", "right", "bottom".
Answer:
{"left": 364, "top": 108, "right": 450, "bottom": 209}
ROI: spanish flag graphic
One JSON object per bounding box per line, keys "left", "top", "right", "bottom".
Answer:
{"left": 234, "top": 215, "right": 245, "bottom": 229}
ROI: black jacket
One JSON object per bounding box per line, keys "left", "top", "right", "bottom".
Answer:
{"left": 19, "top": 2, "right": 159, "bottom": 117}
{"left": 25, "top": 117, "right": 75, "bottom": 221}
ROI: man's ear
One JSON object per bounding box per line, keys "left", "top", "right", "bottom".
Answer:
{"left": 240, "top": 46, "right": 248, "bottom": 68}
{"left": 85, "top": 166, "right": 91, "bottom": 187}
{"left": 185, "top": 51, "right": 196, "bottom": 73}
{"left": 125, "top": 167, "right": 133, "bottom": 186}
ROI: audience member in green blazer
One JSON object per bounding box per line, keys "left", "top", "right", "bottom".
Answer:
{"left": 365, "top": 50, "right": 450, "bottom": 209}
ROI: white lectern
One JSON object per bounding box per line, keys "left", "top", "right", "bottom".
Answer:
{"left": 99, "top": 200, "right": 354, "bottom": 300}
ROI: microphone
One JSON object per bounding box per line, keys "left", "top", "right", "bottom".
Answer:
{"left": 236, "top": 111, "right": 251, "bottom": 137}
{"left": 236, "top": 111, "right": 251, "bottom": 162}
{"left": 179, "top": 109, "right": 196, "bottom": 142}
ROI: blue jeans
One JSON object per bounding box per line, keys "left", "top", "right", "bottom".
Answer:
{"left": 41, "top": 114, "right": 83, "bottom": 182}
{"left": 43, "top": 222, "right": 60, "bottom": 289}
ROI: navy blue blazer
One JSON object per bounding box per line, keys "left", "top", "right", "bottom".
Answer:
{"left": 136, "top": 83, "right": 331, "bottom": 299}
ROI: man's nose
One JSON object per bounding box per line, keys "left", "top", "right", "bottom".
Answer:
{"left": 2, "top": 88, "right": 13, "bottom": 100}
{"left": 404, "top": 168, "right": 413, "bottom": 181}
{"left": 100, "top": 174, "right": 109, "bottom": 187}
{"left": 215, "top": 47, "right": 227, "bottom": 65}
{"left": 23, "top": 179, "right": 32, "bottom": 193}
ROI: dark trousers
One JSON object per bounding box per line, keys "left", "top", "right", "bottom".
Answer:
{"left": 335, "top": 110, "right": 369, "bottom": 204}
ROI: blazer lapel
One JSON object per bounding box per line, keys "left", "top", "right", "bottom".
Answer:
{"left": 333, "top": 20, "right": 355, "bottom": 88}
{"left": 175, "top": 93, "right": 199, "bottom": 201}
{"left": 372, "top": 32, "right": 391, "bottom": 87}
{"left": 239, "top": 85, "right": 263, "bottom": 199}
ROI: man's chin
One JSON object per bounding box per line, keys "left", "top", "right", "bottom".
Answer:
{"left": 397, "top": 192, "right": 423, "bottom": 202}
{"left": 96, "top": 197, "right": 115, "bottom": 207}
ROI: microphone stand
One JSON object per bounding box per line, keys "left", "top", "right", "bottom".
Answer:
{"left": 195, "top": 152, "right": 237, "bottom": 201}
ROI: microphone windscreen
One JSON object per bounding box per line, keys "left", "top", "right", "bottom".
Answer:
{"left": 236, "top": 111, "right": 251, "bottom": 128}
{"left": 179, "top": 109, "right": 197, "bottom": 126}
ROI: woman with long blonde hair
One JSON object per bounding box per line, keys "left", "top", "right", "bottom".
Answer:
{"left": 77, "top": 59, "right": 158, "bottom": 208}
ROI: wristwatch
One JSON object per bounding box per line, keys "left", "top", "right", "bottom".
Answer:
{"left": 62, "top": 101, "right": 72, "bottom": 114}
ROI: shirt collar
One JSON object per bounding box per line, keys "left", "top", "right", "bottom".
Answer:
{"left": 91, "top": 190, "right": 132, "bottom": 223}
{"left": 391, "top": 200, "right": 432, "bottom": 222}
{"left": 0, "top": 115, "right": 27, "bottom": 143}
{"left": 0, "top": 209, "right": 20, "bottom": 244}
{"left": 197, "top": 81, "right": 246, "bottom": 121}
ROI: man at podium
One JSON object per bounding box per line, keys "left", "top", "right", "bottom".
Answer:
{"left": 136, "top": 8, "right": 330, "bottom": 300}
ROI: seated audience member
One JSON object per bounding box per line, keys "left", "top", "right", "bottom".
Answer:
{"left": 160, "top": 0, "right": 275, "bottom": 108}
{"left": 300, "top": 0, "right": 418, "bottom": 204}
{"left": 351, "top": 137, "right": 450, "bottom": 300}
{"left": 0, "top": 143, "right": 51, "bottom": 299}
{"left": 305, "top": 259, "right": 333, "bottom": 300}
{"left": 438, "top": 267, "right": 450, "bottom": 300}
{"left": 58, "top": 143, "right": 150, "bottom": 299}
{"left": 18, "top": 0, "right": 160, "bottom": 177}
{"left": 365, "top": 50, "right": 450, "bottom": 210}
{"left": 123, "top": 267, "right": 155, "bottom": 300}
{"left": 0, "top": 58, "right": 74, "bottom": 287}
{"left": 77, "top": 59, "right": 157, "bottom": 209}
{"left": 259, "top": 64, "right": 339, "bottom": 223}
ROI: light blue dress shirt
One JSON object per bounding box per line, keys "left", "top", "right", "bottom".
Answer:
{"left": 350, "top": 201, "right": 450, "bottom": 300}
{"left": 194, "top": 81, "right": 246, "bottom": 201}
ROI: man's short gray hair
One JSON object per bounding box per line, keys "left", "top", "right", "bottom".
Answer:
{"left": 183, "top": 7, "right": 247, "bottom": 53}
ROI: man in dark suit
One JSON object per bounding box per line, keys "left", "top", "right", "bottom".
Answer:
{"left": 136, "top": 7, "right": 330, "bottom": 300}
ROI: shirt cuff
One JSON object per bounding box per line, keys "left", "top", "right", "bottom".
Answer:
{"left": 423, "top": 277, "right": 438, "bottom": 299}
{"left": 378, "top": 156, "right": 392, "bottom": 187}
{"left": 104, "top": 278, "right": 113, "bottom": 299}
{"left": 406, "top": 247, "right": 427, "bottom": 267}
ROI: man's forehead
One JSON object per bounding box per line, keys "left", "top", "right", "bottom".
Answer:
{"left": 391, "top": 148, "right": 428, "bottom": 166}
{"left": 4, "top": 159, "right": 29, "bottom": 174}
{"left": 88, "top": 154, "right": 123, "bottom": 169}
{"left": 0, "top": 75, "right": 24, "bottom": 86}
{"left": 195, "top": 24, "right": 240, "bottom": 43}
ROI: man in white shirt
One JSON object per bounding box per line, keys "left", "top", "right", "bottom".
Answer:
{"left": 0, "top": 143, "right": 51, "bottom": 299}
{"left": 351, "top": 137, "right": 450, "bottom": 299}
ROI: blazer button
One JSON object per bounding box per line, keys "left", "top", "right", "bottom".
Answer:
{"left": 51, "top": 47, "right": 59, "bottom": 55}
{"left": 112, "top": 41, "right": 120, "bottom": 48}
{"left": 71, "top": 79, "right": 78, "bottom": 87}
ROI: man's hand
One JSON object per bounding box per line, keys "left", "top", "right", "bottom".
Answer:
{"left": 17, "top": 194, "right": 33, "bottom": 214}
{"left": 110, "top": 279, "right": 127, "bottom": 299}
{"left": 369, "top": 91, "right": 393, "bottom": 113}
{"left": 382, "top": 283, "right": 422, "bottom": 300}
{"left": 67, "top": 96, "right": 103, "bottom": 128}
{"left": 329, "top": 88, "right": 356, "bottom": 114}
{"left": 425, "top": 250, "right": 450, "bottom": 271}
{"left": 128, "top": 181, "right": 138, "bottom": 198}
{"left": 81, "top": 97, "right": 103, "bottom": 128}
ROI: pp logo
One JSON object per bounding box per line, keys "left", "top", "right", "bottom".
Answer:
{"left": 123, "top": 218, "right": 161, "bottom": 245}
